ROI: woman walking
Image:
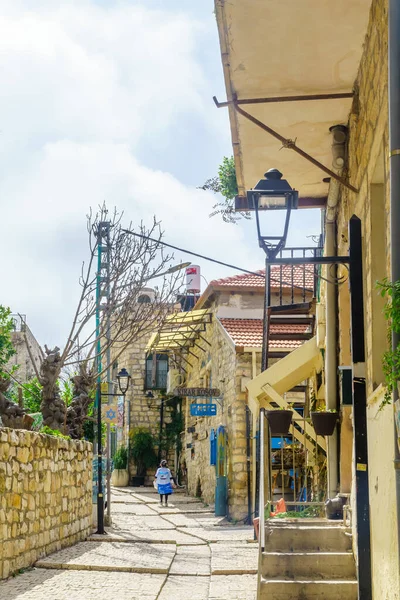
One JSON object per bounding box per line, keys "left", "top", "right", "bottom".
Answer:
{"left": 154, "top": 460, "right": 173, "bottom": 507}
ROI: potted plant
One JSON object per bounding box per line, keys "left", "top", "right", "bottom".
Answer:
{"left": 311, "top": 408, "right": 338, "bottom": 436}
{"left": 265, "top": 409, "right": 293, "bottom": 435}
{"left": 378, "top": 278, "right": 400, "bottom": 408}
{"left": 129, "top": 427, "right": 158, "bottom": 487}
{"left": 111, "top": 445, "right": 129, "bottom": 487}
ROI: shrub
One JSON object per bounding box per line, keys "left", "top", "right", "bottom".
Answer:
{"left": 113, "top": 445, "right": 128, "bottom": 470}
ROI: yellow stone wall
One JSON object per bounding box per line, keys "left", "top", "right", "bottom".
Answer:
{"left": 114, "top": 333, "right": 174, "bottom": 479}
{"left": 334, "top": 0, "right": 400, "bottom": 596}
{"left": 183, "top": 316, "right": 257, "bottom": 520}
{"left": 0, "top": 429, "right": 93, "bottom": 580}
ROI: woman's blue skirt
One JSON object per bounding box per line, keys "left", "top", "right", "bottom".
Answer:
{"left": 158, "top": 483, "right": 173, "bottom": 495}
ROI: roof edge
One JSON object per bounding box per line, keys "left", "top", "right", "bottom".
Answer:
{"left": 214, "top": 0, "right": 246, "bottom": 197}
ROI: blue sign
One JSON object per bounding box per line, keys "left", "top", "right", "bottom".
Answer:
{"left": 190, "top": 403, "right": 217, "bottom": 417}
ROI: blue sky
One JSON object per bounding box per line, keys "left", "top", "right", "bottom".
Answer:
{"left": 0, "top": 0, "right": 321, "bottom": 346}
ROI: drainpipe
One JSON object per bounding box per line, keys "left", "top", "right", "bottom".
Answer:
{"left": 325, "top": 171, "right": 342, "bottom": 499}
{"left": 388, "top": 0, "right": 400, "bottom": 571}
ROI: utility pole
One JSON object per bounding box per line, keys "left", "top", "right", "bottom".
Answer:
{"left": 95, "top": 221, "right": 111, "bottom": 535}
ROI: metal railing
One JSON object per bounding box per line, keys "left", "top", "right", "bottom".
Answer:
{"left": 10, "top": 314, "right": 26, "bottom": 332}
{"left": 273, "top": 245, "right": 323, "bottom": 304}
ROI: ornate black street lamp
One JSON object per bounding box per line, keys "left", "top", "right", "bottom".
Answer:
{"left": 247, "top": 168, "right": 298, "bottom": 259}
{"left": 247, "top": 169, "right": 298, "bottom": 524}
{"left": 117, "top": 367, "right": 131, "bottom": 395}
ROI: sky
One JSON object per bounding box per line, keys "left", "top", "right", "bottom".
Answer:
{"left": 1, "top": 0, "right": 321, "bottom": 347}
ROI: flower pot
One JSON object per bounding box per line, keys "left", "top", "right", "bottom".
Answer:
{"left": 265, "top": 410, "right": 293, "bottom": 435}
{"left": 311, "top": 411, "right": 338, "bottom": 436}
{"left": 111, "top": 468, "right": 129, "bottom": 487}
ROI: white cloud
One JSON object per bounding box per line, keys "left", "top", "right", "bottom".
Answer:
{"left": 1, "top": 139, "right": 259, "bottom": 345}
{"left": 0, "top": 0, "right": 321, "bottom": 348}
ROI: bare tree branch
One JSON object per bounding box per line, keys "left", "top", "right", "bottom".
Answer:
{"left": 38, "top": 203, "right": 182, "bottom": 433}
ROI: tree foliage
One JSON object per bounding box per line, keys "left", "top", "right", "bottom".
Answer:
{"left": 129, "top": 427, "right": 158, "bottom": 476}
{"left": 377, "top": 278, "right": 400, "bottom": 407}
{"left": 113, "top": 445, "right": 128, "bottom": 469}
{"left": 199, "top": 156, "right": 249, "bottom": 223}
{"left": 0, "top": 306, "right": 16, "bottom": 376}
{"left": 11, "top": 204, "right": 182, "bottom": 436}
{"left": 20, "top": 378, "right": 42, "bottom": 413}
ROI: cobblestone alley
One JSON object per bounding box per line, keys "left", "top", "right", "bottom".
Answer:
{"left": 0, "top": 488, "right": 258, "bottom": 599}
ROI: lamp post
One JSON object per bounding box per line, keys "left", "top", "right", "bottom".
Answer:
{"left": 245, "top": 171, "right": 372, "bottom": 595}
{"left": 248, "top": 169, "right": 298, "bottom": 519}
{"left": 248, "top": 169, "right": 298, "bottom": 370}
{"left": 96, "top": 367, "right": 131, "bottom": 535}
{"left": 95, "top": 257, "right": 189, "bottom": 535}
{"left": 117, "top": 367, "right": 132, "bottom": 476}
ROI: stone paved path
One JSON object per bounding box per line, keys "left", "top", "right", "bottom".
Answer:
{"left": 0, "top": 487, "right": 258, "bottom": 599}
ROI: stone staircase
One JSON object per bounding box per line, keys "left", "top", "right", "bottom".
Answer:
{"left": 259, "top": 519, "right": 358, "bottom": 599}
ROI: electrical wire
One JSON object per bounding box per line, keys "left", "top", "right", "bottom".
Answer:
{"left": 122, "top": 228, "right": 321, "bottom": 292}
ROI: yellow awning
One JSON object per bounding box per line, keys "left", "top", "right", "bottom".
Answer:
{"left": 146, "top": 309, "right": 212, "bottom": 354}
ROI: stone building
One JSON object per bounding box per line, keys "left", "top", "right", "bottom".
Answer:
{"left": 215, "top": 0, "right": 400, "bottom": 597}
{"left": 111, "top": 289, "right": 177, "bottom": 481}
{"left": 7, "top": 315, "right": 42, "bottom": 383}
{"left": 149, "top": 268, "right": 316, "bottom": 519}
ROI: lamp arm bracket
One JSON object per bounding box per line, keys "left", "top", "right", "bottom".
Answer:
{"left": 213, "top": 92, "right": 353, "bottom": 108}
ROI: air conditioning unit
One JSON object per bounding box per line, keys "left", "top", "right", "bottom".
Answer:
{"left": 167, "top": 369, "right": 185, "bottom": 394}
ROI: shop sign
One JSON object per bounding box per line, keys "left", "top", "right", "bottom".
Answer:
{"left": 190, "top": 403, "right": 217, "bottom": 417}
{"left": 175, "top": 387, "right": 220, "bottom": 398}
{"left": 101, "top": 403, "right": 118, "bottom": 424}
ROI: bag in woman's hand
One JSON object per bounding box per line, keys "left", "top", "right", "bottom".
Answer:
{"left": 153, "top": 480, "right": 158, "bottom": 490}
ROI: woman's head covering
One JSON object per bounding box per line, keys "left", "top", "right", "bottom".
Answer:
{"left": 160, "top": 459, "right": 167, "bottom": 467}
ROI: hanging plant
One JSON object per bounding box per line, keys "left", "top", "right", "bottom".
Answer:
{"left": 377, "top": 278, "right": 400, "bottom": 408}
{"left": 265, "top": 409, "right": 293, "bottom": 435}
{"left": 311, "top": 408, "right": 338, "bottom": 436}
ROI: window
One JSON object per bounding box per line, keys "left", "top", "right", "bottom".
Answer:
{"left": 138, "top": 294, "right": 151, "bottom": 303}
{"left": 145, "top": 354, "right": 168, "bottom": 390}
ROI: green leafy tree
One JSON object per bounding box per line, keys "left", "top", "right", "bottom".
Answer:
{"left": 129, "top": 427, "right": 158, "bottom": 476}
{"left": 377, "top": 278, "right": 400, "bottom": 407}
{"left": 0, "top": 306, "right": 31, "bottom": 428}
{"left": 21, "top": 378, "right": 42, "bottom": 413}
{"left": 113, "top": 445, "right": 128, "bottom": 469}
{"left": 199, "top": 156, "right": 249, "bottom": 223}
{"left": 0, "top": 306, "right": 17, "bottom": 376}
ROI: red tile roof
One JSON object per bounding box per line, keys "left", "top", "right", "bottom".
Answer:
{"left": 210, "top": 265, "right": 315, "bottom": 290}
{"left": 219, "top": 318, "right": 311, "bottom": 350}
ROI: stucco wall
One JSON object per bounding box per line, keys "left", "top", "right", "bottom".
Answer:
{"left": 0, "top": 429, "right": 93, "bottom": 580}
{"left": 366, "top": 387, "right": 400, "bottom": 600}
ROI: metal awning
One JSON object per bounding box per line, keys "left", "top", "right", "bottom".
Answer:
{"left": 215, "top": 0, "right": 372, "bottom": 200}
{"left": 146, "top": 309, "right": 212, "bottom": 353}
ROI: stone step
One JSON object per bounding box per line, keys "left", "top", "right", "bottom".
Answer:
{"left": 261, "top": 551, "right": 356, "bottom": 580}
{"left": 264, "top": 525, "right": 352, "bottom": 552}
{"left": 266, "top": 518, "right": 344, "bottom": 528}
{"left": 259, "top": 578, "right": 358, "bottom": 600}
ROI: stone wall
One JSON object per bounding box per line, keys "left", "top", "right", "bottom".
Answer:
{"left": 114, "top": 332, "right": 173, "bottom": 479}
{"left": 183, "top": 316, "right": 257, "bottom": 520}
{"left": 8, "top": 324, "right": 42, "bottom": 383}
{"left": 0, "top": 428, "right": 93, "bottom": 580}
{"left": 334, "top": 0, "right": 400, "bottom": 597}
